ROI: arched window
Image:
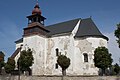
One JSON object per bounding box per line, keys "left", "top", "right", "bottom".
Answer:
{"left": 83, "top": 53, "right": 88, "bottom": 62}
{"left": 56, "top": 48, "right": 59, "bottom": 56}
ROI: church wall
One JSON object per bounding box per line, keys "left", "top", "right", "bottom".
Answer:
{"left": 14, "top": 50, "right": 21, "bottom": 69}
{"left": 20, "top": 35, "right": 107, "bottom": 76}
{"left": 14, "top": 42, "right": 23, "bottom": 69}
{"left": 16, "top": 42, "right": 23, "bottom": 49}
{"left": 23, "top": 35, "right": 47, "bottom": 75}
{"left": 74, "top": 37, "right": 108, "bottom": 75}
{"left": 45, "top": 35, "right": 74, "bottom": 75}
{"left": 44, "top": 36, "right": 107, "bottom": 76}
{"left": 44, "top": 20, "right": 81, "bottom": 75}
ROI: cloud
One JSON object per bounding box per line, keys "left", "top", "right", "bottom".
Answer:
{"left": 104, "top": 32, "right": 120, "bottom": 64}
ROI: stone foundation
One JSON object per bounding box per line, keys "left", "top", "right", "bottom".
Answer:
{"left": 0, "top": 76, "right": 120, "bottom": 80}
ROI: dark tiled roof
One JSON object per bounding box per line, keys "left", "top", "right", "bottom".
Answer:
{"left": 75, "top": 18, "right": 108, "bottom": 40}
{"left": 15, "top": 38, "right": 23, "bottom": 43}
{"left": 46, "top": 18, "right": 80, "bottom": 36}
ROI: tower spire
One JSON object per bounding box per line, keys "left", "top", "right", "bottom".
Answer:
{"left": 32, "top": 0, "right": 41, "bottom": 15}
{"left": 27, "top": 0, "right": 46, "bottom": 25}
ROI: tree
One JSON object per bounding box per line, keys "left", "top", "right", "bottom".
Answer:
{"left": 5, "top": 57, "right": 15, "bottom": 74}
{"left": 17, "top": 49, "right": 34, "bottom": 73}
{"left": 57, "top": 54, "right": 70, "bottom": 76}
{"left": 94, "top": 47, "right": 113, "bottom": 75}
{"left": 0, "top": 51, "right": 5, "bottom": 74}
{"left": 114, "top": 23, "right": 120, "bottom": 48}
{"left": 114, "top": 63, "right": 120, "bottom": 75}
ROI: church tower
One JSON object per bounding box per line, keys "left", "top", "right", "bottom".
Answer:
{"left": 22, "top": 1, "right": 49, "bottom": 75}
{"left": 23, "top": 2, "right": 49, "bottom": 37}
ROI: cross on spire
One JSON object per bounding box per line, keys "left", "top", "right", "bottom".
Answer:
{"left": 36, "top": 0, "right": 39, "bottom": 4}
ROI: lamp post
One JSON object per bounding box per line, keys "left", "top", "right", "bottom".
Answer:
{"left": 18, "top": 45, "right": 23, "bottom": 80}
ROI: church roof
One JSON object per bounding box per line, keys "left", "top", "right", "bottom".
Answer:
{"left": 15, "top": 38, "right": 23, "bottom": 44}
{"left": 46, "top": 18, "right": 108, "bottom": 40}
{"left": 46, "top": 18, "right": 79, "bottom": 36}
{"left": 75, "top": 18, "right": 108, "bottom": 40}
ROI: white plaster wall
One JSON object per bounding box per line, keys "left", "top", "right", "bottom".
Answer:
{"left": 14, "top": 51, "right": 20, "bottom": 69}
{"left": 46, "top": 35, "right": 73, "bottom": 75}
{"left": 14, "top": 42, "right": 23, "bottom": 69}
{"left": 86, "top": 37, "right": 108, "bottom": 48}
{"left": 23, "top": 35, "right": 47, "bottom": 75}
{"left": 21, "top": 35, "right": 107, "bottom": 76}
{"left": 46, "top": 20, "right": 81, "bottom": 75}
{"left": 74, "top": 37, "right": 108, "bottom": 75}
{"left": 16, "top": 43, "right": 23, "bottom": 49}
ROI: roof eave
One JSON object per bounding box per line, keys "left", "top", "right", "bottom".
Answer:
{"left": 74, "top": 35, "right": 109, "bottom": 41}
{"left": 48, "top": 32, "right": 71, "bottom": 38}
{"left": 15, "top": 38, "right": 23, "bottom": 44}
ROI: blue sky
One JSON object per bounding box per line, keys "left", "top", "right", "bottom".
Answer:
{"left": 0, "top": 0, "right": 120, "bottom": 64}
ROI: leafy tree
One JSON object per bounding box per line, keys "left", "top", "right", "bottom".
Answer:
{"left": 0, "top": 51, "right": 5, "bottom": 74}
{"left": 114, "top": 63, "right": 120, "bottom": 75}
{"left": 114, "top": 23, "right": 120, "bottom": 48}
{"left": 17, "top": 49, "right": 34, "bottom": 73}
{"left": 108, "top": 65, "right": 116, "bottom": 75}
{"left": 94, "top": 47, "right": 113, "bottom": 75}
{"left": 5, "top": 57, "right": 15, "bottom": 74}
{"left": 57, "top": 54, "right": 70, "bottom": 76}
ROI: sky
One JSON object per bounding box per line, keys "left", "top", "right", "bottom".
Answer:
{"left": 0, "top": 0, "right": 120, "bottom": 64}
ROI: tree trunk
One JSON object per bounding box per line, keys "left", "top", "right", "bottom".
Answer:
{"left": 62, "top": 69, "right": 66, "bottom": 76}
{"left": 61, "top": 69, "right": 66, "bottom": 80}
{"left": 102, "top": 68, "right": 105, "bottom": 76}
{"left": 61, "top": 76, "right": 63, "bottom": 80}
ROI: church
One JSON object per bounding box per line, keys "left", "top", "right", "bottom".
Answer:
{"left": 11, "top": 2, "right": 108, "bottom": 76}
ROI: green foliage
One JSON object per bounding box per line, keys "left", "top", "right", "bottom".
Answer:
{"left": 114, "top": 63, "right": 120, "bottom": 75}
{"left": 18, "top": 49, "right": 34, "bottom": 72}
{"left": 57, "top": 55, "right": 70, "bottom": 70}
{"left": 57, "top": 54, "right": 70, "bottom": 76}
{"left": 94, "top": 47, "right": 113, "bottom": 74}
{"left": 0, "top": 51, "right": 5, "bottom": 74}
{"left": 5, "top": 57, "right": 15, "bottom": 73}
{"left": 114, "top": 23, "right": 120, "bottom": 48}
{"left": 0, "top": 51, "right": 5, "bottom": 69}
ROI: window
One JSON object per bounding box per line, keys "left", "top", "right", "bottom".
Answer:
{"left": 33, "top": 17, "right": 37, "bottom": 22}
{"left": 29, "top": 29, "right": 34, "bottom": 33}
{"left": 83, "top": 53, "right": 88, "bottom": 62}
{"left": 55, "top": 63, "right": 58, "bottom": 69}
{"left": 56, "top": 48, "right": 59, "bottom": 56}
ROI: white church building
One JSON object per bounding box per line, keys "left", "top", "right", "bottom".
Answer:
{"left": 11, "top": 2, "right": 108, "bottom": 76}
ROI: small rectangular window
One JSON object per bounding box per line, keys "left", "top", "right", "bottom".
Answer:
{"left": 55, "top": 63, "right": 58, "bottom": 69}
{"left": 56, "top": 48, "right": 59, "bottom": 56}
{"left": 83, "top": 53, "right": 88, "bottom": 62}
